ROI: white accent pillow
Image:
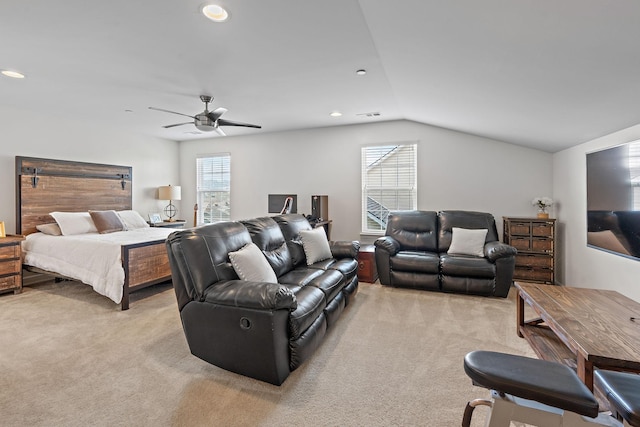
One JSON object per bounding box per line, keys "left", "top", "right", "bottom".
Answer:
{"left": 36, "top": 223, "right": 62, "bottom": 236}
{"left": 116, "top": 210, "right": 150, "bottom": 230}
{"left": 299, "top": 227, "right": 332, "bottom": 265}
{"left": 50, "top": 211, "right": 98, "bottom": 235}
{"left": 447, "top": 227, "right": 488, "bottom": 257}
{"left": 229, "top": 243, "right": 278, "bottom": 283}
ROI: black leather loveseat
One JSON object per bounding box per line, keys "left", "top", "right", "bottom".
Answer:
{"left": 165, "top": 214, "right": 359, "bottom": 385}
{"left": 374, "top": 210, "right": 516, "bottom": 297}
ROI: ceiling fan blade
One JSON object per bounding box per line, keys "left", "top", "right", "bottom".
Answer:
{"left": 207, "top": 107, "right": 228, "bottom": 121}
{"left": 217, "top": 118, "right": 262, "bottom": 129}
{"left": 214, "top": 126, "right": 226, "bottom": 137}
{"left": 148, "top": 107, "right": 195, "bottom": 119}
{"left": 163, "top": 122, "right": 192, "bottom": 128}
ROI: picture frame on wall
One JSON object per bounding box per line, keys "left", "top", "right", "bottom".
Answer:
{"left": 148, "top": 213, "right": 162, "bottom": 224}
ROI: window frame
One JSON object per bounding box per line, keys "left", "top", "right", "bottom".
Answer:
{"left": 361, "top": 142, "right": 418, "bottom": 234}
{"left": 196, "top": 153, "right": 231, "bottom": 225}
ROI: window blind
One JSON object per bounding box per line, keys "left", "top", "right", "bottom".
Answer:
{"left": 361, "top": 143, "right": 417, "bottom": 233}
{"left": 196, "top": 153, "right": 231, "bottom": 225}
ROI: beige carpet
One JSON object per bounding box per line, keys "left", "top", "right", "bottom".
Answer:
{"left": 0, "top": 280, "right": 534, "bottom": 426}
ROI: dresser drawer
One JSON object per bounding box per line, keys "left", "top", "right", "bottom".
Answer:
{"left": 0, "top": 274, "right": 20, "bottom": 292}
{"left": 532, "top": 224, "right": 554, "bottom": 237}
{"left": 515, "top": 254, "right": 553, "bottom": 268}
{"left": 509, "top": 222, "right": 531, "bottom": 235}
{"left": 0, "top": 259, "right": 21, "bottom": 276}
{"left": 0, "top": 244, "right": 19, "bottom": 259}
{"left": 514, "top": 267, "right": 554, "bottom": 283}
{"left": 531, "top": 238, "right": 553, "bottom": 252}
{"left": 511, "top": 237, "right": 531, "bottom": 251}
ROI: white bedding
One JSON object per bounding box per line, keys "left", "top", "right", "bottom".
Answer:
{"left": 23, "top": 228, "right": 174, "bottom": 304}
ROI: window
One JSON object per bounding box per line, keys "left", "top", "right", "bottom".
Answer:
{"left": 196, "top": 153, "right": 230, "bottom": 225}
{"left": 361, "top": 143, "right": 417, "bottom": 233}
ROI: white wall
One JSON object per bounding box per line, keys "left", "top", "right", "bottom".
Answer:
{"left": 0, "top": 106, "right": 179, "bottom": 234}
{"left": 179, "top": 120, "right": 553, "bottom": 242}
{"left": 554, "top": 123, "right": 640, "bottom": 301}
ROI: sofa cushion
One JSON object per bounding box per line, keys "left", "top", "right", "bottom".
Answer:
{"left": 300, "top": 227, "right": 332, "bottom": 265}
{"left": 447, "top": 227, "right": 488, "bottom": 257}
{"left": 289, "top": 285, "right": 326, "bottom": 340}
{"left": 440, "top": 254, "right": 496, "bottom": 278}
{"left": 308, "top": 269, "right": 344, "bottom": 302}
{"left": 241, "top": 217, "right": 294, "bottom": 277}
{"left": 273, "top": 214, "right": 313, "bottom": 267}
{"left": 390, "top": 251, "right": 440, "bottom": 274}
{"left": 229, "top": 243, "right": 278, "bottom": 283}
{"left": 438, "top": 211, "right": 498, "bottom": 252}
{"left": 278, "top": 268, "right": 325, "bottom": 288}
{"left": 386, "top": 210, "right": 438, "bottom": 252}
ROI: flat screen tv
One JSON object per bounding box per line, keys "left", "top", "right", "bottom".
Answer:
{"left": 586, "top": 140, "right": 640, "bottom": 259}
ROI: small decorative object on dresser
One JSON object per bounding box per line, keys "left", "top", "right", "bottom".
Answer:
{"left": 0, "top": 235, "right": 25, "bottom": 295}
{"left": 148, "top": 213, "right": 162, "bottom": 224}
{"left": 531, "top": 196, "right": 554, "bottom": 219}
{"left": 503, "top": 217, "right": 556, "bottom": 284}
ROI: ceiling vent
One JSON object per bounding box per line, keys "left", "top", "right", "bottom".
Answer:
{"left": 357, "top": 112, "right": 381, "bottom": 118}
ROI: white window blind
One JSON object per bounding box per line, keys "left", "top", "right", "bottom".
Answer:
{"left": 196, "top": 153, "right": 230, "bottom": 225}
{"left": 361, "top": 143, "right": 417, "bottom": 233}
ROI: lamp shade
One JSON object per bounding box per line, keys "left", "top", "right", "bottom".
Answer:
{"left": 158, "top": 185, "right": 181, "bottom": 201}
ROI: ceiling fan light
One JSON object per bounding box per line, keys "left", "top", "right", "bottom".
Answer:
{"left": 202, "top": 4, "right": 229, "bottom": 22}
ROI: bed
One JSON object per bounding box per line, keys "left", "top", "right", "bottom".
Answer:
{"left": 16, "top": 156, "right": 176, "bottom": 310}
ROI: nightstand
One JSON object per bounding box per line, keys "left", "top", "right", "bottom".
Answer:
{"left": 148, "top": 220, "right": 186, "bottom": 229}
{"left": 0, "top": 235, "right": 25, "bottom": 295}
{"left": 357, "top": 245, "right": 378, "bottom": 283}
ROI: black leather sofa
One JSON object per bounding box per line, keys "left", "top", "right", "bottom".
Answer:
{"left": 374, "top": 210, "right": 516, "bottom": 297}
{"left": 165, "top": 214, "right": 359, "bottom": 385}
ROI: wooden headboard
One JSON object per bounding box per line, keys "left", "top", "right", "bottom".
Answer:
{"left": 15, "top": 156, "right": 132, "bottom": 235}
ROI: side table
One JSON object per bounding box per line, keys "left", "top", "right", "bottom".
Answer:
{"left": 0, "top": 235, "right": 26, "bottom": 295}
{"left": 357, "top": 245, "right": 378, "bottom": 283}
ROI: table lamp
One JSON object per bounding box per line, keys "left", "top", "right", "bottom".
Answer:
{"left": 158, "top": 185, "right": 181, "bottom": 222}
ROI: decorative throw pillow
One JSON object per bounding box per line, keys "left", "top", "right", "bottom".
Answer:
{"left": 89, "top": 210, "right": 125, "bottom": 234}
{"left": 50, "top": 211, "right": 98, "bottom": 235}
{"left": 447, "top": 227, "right": 488, "bottom": 257}
{"left": 116, "top": 210, "right": 150, "bottom": 230}
{"left": 36, "top": 223, "right": 62, "bottom": 236}
{"left": 229, "top": 243, "right": 278, "bottom": 283}
{"left": 299, "top": 227, "right": 332, "bottom": 265}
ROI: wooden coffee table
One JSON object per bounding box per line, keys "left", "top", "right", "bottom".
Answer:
{"left": 516, "top": 282, "right": 640, "bottom": 391}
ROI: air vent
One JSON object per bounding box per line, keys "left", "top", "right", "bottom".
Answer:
{"left": 356, "top": 112, "right": 381, "bottom": 118}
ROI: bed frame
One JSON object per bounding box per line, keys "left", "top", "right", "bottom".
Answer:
{"left": 15, "top": 156, "right": 173, "bottom": 310}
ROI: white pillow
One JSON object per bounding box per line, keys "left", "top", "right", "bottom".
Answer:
{"left": 36, "top": 223, "right": 62, "bottom": 236}
{"left": 117, "top": 210, "right": 150, "bottom": 230}
{"left": 447, "top": 227, "right": 488, "bottom": 257}
{"left": 299, "top": 227, "right": 332, "bottom": 265}
{"left": 50, "top": 211, "right": 98, "bottom": 235}
{"left": 229, "top": 243, "right": 278, "bottom": 283}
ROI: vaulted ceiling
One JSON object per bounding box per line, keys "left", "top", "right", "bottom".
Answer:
{"left": 3, "top": 1, "right": 640, "bottom": 152}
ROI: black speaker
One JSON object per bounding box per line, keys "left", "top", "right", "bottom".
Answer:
{"left": 311, "top": 195, "right": 328, "bottom": 221}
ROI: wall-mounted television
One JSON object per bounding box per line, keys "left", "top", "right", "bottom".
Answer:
{"left": 586, "top": 140, "right": 640, "bottom": 259}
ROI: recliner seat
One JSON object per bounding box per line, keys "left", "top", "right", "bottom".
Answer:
{"left": 375, "top": 210, "right": 516, "bottom": 297}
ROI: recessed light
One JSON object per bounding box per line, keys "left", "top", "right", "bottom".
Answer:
{"left": 202, "top": 4, "right": 229, "bottom": 22}
{"left": 356, "top": 69, "right": 367, "bottom": 76}
{"left": 330, "top": 111, "right": 342, "bottom": 117}
{"left": 1, "top": 70, "right": 25, "bottom": 79}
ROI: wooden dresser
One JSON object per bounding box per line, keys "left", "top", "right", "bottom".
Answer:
{"left": 503, "top": 217, "right": 556, "bottom": 284}
{"left": 0, "top": 235, "right": 25, "bottom": 294}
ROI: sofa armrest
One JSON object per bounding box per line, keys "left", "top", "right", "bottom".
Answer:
{"left": 484, "top": 241, "right": 517, "bottom": 262}
{"left": 374, "top": 236, "right": 400, "bottom": 256}
{"left": 203, "top": 280, "right": 297, "bottom": 311}
{"left": 330, "top": 240, "right": 360, "bottom": 259}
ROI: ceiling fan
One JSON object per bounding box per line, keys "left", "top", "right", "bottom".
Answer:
{"left": 149, "top": 95, "right": 261, "bottom": 136}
